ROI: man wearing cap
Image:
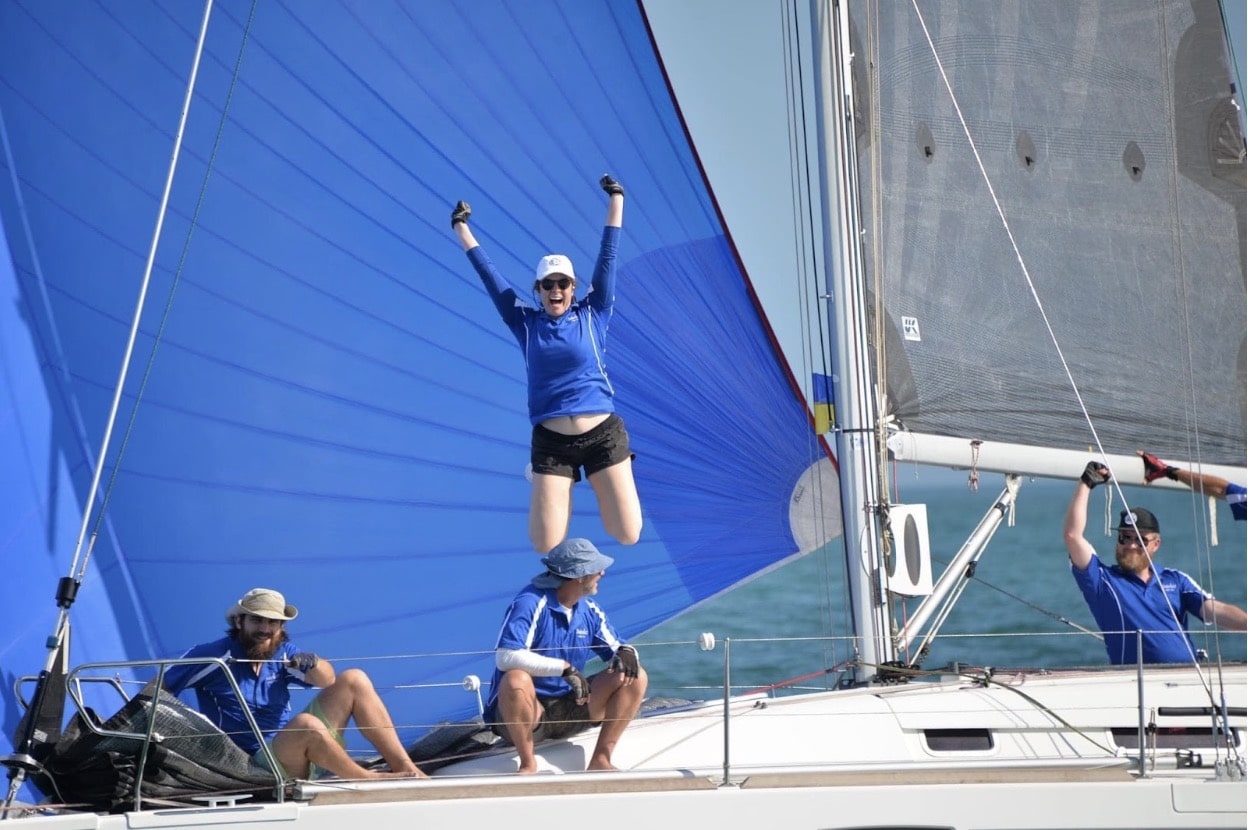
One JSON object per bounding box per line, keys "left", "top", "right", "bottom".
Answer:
{"left": 162, "top": 588, "right": 425, "bottom": 780}
{"left": 484, "top": 538, "right": 647, "bottom": 773}
{"left": 1063, "top": 462, "right": 1246, "bottom": 664}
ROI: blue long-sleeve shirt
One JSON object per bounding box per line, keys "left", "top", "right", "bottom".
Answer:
{"left": 466, "top": 226, "right": 620, "bottom": 424}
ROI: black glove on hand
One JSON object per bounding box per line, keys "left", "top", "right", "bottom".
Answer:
{"left": 1140, "top": 451, "right": 1178, "bottom": 483}
{"left": 599, "top": 174, "right": 624, "bottom": 197}
{"left": 562, "top": 665, "right": 591, "bottom": 700}
{"left": 451, "top": 200, "right": 471, "bottom": 228}
{"left": 287, "top": 652, "right": 319, "bottom": 673}
{"left": 608, "top": 644, "right": 640, "bottom": 679}
{"left": 1080, "top": 461, "right": 1109, "bottom": 489}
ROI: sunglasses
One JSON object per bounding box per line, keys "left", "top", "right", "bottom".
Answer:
{"left": 539, "top": 278, "right": 573, "bottom": 291}
{"left": 1117, "top": 532, "right": 1156, "bottom": 546}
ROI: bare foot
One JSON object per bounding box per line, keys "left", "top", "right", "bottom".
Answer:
{"left": 516, "top": 762, "right": 539, "bottom": 775}
{"left": 587, "top": 757, "right": 618, "bottom": 772}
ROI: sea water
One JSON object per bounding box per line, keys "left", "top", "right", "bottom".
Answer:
{"left": 636, "top": 476, "right": 1248, "bottom": 699}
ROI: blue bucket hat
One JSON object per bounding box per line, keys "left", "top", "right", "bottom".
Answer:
{"left": 532, "top": 538, "right": 615, "bottom": 589}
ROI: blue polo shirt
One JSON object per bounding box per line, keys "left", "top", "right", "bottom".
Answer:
{"left": 484, "top": 584, "right": 623, "bottom": 720}
{"left": 163, "top": 636, "right": 311, "bottom": 753}
{"left": 1071, "top": 556, "right": 1210, "bottom": 664}
{"left": 1226, "top": 482, "right": 1246, "bottom": 521}
{"left": 466, "top": 226, "right": 619, "bottom": 424}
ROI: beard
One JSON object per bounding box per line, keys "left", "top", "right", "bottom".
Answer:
{"left": 239, "top": 627, "right": 286, "bottom": 661}
{"left": 1115, "top": 549, "right": 1148, "bottom": 573}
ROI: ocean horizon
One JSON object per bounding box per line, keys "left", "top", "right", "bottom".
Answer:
{"left": 636, "top": 475, "right": 1248, "bottom": 699}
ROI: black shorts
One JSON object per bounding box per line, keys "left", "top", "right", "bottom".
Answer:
{"left": 530, "top": 413, "right": 633, "bottom": 482}
{"left": 490, "top": 691, "right": 596, "bottom": 743}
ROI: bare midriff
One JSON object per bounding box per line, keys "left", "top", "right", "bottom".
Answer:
{"left": 539, "top": 413, "right": 609, "bottom": 436}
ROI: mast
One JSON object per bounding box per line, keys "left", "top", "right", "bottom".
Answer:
{"left": 809, "top": 0, "right": 895, "bottom": 682}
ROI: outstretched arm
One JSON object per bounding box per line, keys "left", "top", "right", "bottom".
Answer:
{"left": 1175, "top": 469, "right": 1230, "bottom": 499}
{"left": 1138, "top": 449, "right": 1230, "bottom": 498}
{"left": 1202, "top": 598, "right": 1248, "bottom": 630}
{"left": 1064, "top": 462, "right": 1108, "bottom": 571}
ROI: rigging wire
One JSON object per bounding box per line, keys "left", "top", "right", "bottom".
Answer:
{"left": 1151, "top": 2, "right": 1242, "bottom": 760}
{"left": 782, "top": 0, "right": 845, "bottom": 679}
{"left": 67, "top": 0, "right": 218, "bottom": 585}
{"left": 1149, "top": 2, "right": 1234, "bottom": 682}
{"left": 86, "top": 0, "right": 260, "bottom": 564}
{"left": 86, "top": 1, "right": 259, "bottom": 568}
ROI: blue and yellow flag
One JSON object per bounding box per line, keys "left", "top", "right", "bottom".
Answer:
{"left": 812, "top": 373, "right": 835, "bottom": 434}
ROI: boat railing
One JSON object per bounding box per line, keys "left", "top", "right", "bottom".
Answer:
{"left": 54, "top": 657, "right": 284, "bottom": 810}
{"left": 15, "top": 632, "right": 1245, "bottom": 803}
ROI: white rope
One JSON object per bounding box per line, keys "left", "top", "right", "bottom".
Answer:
{"left": 908, "top": 0, "right": 1224, "bottom": 711}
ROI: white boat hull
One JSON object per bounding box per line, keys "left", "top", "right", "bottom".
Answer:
{"left": 8, "top": 664, "right": 1242, "bottom": 829}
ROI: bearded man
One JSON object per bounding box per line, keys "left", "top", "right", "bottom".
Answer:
{"left": 1063, "top": 463, "right": 1246, "bottom": 664}
{"left": 162, "top": 588, "right": 425, "bottom": 781}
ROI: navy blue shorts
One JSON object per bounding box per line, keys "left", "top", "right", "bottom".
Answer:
{"left": 530, "top": 413, "right": 633, "bottom": 482}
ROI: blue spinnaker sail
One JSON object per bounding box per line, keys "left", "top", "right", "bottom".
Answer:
{"left": 0, "top": 0, "right": 831, "bottom": 758}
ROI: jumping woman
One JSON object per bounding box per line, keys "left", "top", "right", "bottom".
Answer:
{"left": 451, "top": 175, "right": 642, "bottom": 553}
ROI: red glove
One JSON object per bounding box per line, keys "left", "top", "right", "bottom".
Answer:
{"left": 1140, "top": 451, "right": 1178, "bottom": 483}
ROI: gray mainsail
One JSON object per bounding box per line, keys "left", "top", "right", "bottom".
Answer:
{"left": 852, "top": 0, "right": 1245, "bottom": 472}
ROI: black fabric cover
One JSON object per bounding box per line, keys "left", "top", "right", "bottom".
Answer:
{"left": 33, "top": 690, "right": 277, "bottom": 812}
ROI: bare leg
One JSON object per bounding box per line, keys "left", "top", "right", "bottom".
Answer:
{"left": 530, "top": 473, "right": 575, "bottom": 553}
{"left": 587, "top": 458, "right": 641, "bottom": 545}
{"left": 313, "top": 668, "right": 426, "bottom": 776}
{"left": 495, "top": 669, "right": 543, "bottom": 774}
{"left": 585, "top": 667, "right": 647, "bottom": 770}
{"left": 271, "top": 712, "right": 416, "bottom": 780}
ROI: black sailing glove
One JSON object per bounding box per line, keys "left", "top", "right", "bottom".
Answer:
{"left": 599, "top": 174, "right": 624, "bottom": 197}
{"left": 562, "top": 666, "right": 591, "bottom": 701}
{"left": 608, "top": 645, "right": 640, "bottom": 680}
{"left": 451, "top": 200, "right": 471, "bottom": 228}
{"left": 1080, "top": 461, "right": 1109, "bottom": 489}
{"left": 287, "top": 652, "right": 319, "bottom": 673}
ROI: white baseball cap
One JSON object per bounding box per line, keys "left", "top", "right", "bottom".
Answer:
{"left": 534, "top": 254, "right": 576, "bottom": 283}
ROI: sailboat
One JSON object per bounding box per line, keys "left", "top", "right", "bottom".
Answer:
{"left": 1, "top": 0, "right": 1244, "bottom": 827}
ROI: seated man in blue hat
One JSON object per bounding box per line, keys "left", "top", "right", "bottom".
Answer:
{"left": 484, "top": 538, "right": 648, "bottom": 773}
{"left": 1064, "top": 462, "right": 1246, "bottom": 664}
{"left": 162, "top": 587, "right": 426, "bottom": 781}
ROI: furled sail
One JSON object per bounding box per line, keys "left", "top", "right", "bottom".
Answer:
{"left": 0, "top": 0, "right": 837, "bottom": 754}
{"left": 852, "top": 0, "right": 1246, "bottom": 473}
